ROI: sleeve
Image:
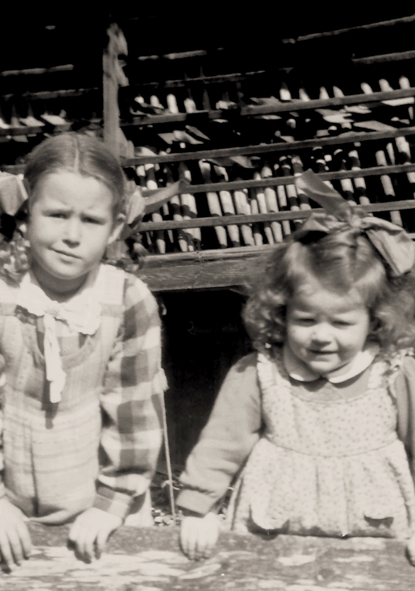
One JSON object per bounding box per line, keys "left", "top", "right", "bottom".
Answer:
{"left": 395, "top": 353, "right": 415, "bottom": 483}
{"left": 0, "top": 355, "right": 5, "bottom": 499}
{"left": 94, "top": 276, "right": 165, "bottom": 520}
{"left": 176, "top": 352, "right": 262, "bottom": 516}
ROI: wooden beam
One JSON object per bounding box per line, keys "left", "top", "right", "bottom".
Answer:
{"left": 295, "top": 14, "right": 415, "bottom": 42}
{"left": 139, "top": 199, "right": 415, "bottom": 232}
{"left": 1, "top": 87, "right": 100, "bottom": 102}
{"left": 120, "top": 87, "right": 415, "bottom": 129}
{"left": 139, "top": 165, "right": 415, "bottom": 198}
{"left": 0, "top": 64, "right": 74, "bottom": 77}
{"left": 139, "top": 246, "right": 271, "bottom": 291}
{"left": 8, "top": 523, "right": 415, "bottom": 590}
{"left": 124, "top": 127, "right": 415, "bottom": 166}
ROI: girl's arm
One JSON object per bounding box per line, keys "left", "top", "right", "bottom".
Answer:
{"left": 396, "top": 353, "right": 415, "bottom": 482}
{"left": 177, "top": 353, "right": 262, "bottom": 516}
{"left": 95, "top": 276, "right": 165, "bottom": 520}
{"left": 69, "top": 276, "right": 164, "bottom": 562}
{"left": 395, "top": 352, "right": 415, "bottom": 565}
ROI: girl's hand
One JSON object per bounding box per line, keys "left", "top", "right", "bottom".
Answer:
{"left": 180, "top": 512, "right": 220, "bottom": 560}
{"left": 0, "top": 498, "right": 31, "bottom": 570}
{"left": 68, "top": 507, "right": 122, "bottom": 563}
{"left": 407, "top": 533, "right": 415, "bottom": 565}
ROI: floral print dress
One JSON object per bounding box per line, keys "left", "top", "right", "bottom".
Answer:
{"left": 227, "top": 348, "right": 415, "bottom": 540}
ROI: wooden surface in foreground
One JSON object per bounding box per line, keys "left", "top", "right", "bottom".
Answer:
{"left": 1, "top": 523, "right": 415, "bottom": 590}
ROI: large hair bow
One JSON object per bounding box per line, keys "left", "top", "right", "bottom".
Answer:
{"left": 294, "top": 169, "right": 415, "bottom": 277}
{"left": 0, "top": 172, "right": 30, "bottom": 284}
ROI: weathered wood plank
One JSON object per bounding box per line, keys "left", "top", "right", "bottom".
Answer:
{"left": 139, "top": 200, "right": 415, "bottom": 232}
{"left": 2, "top": 524, "right": 414, "bottom": 590}
{"left": 139, "top": 247, "right": 267, "bottom": 291}
{"left": 119, "top": 87, "right": 415, "bottom": 129}
{"left": 123, "top": 126, "right": 415, "bottom": 166}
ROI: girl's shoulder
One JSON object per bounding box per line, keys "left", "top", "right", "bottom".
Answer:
{"left": 375, "top": 347, "right": 415, "bottom": 387}
{"left": 99, "top": 264, "right": 154, "bottom": 307}
{"left": 102, "top": 266, "right": 159, "bottom": 327}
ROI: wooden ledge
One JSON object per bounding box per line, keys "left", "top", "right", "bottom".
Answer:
{"left": 3, "top": 523, "right": 414, "bottom": 590}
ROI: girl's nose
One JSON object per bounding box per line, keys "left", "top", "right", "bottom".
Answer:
{"left": 63, "top": 218, "right": 82, "bottom": 245}
{"left": 311, "top": 324, "right": 331, "bottom": 343}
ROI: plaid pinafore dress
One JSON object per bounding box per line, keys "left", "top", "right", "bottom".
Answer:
{"left": 0, "top": 265, "right": 126, "bottom": 523}
{"left": 227, "top": 348, "right": 415, "bottom": 540}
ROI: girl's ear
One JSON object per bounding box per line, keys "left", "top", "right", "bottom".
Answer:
{"left": 107, "top": 213, "right": 126, "bottom": 245}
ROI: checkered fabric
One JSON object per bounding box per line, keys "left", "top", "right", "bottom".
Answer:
{"left": 0, "top": 265, "right": 165, "bottom": 523}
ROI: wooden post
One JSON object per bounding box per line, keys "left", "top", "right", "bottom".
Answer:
{"left": 102, "top": 22, "right": 130, "bottom": 159}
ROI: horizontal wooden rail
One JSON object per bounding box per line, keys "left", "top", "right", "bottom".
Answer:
{"left": 140, "top": 199, "right": 415, "bottom": 231}
{"left": 295, "top": 14, "right": 415, "bottom": 42}
{"left": 0, "top": 122, "right": 73, "bottom": 138}
{"left": 124, "top": 68, "right": 267, "bottom": 91}
{"left": 2, "top": 88, "right": 414, "bottom": 138}
{"left": 0, "top": 64, "right": 74, "bottom": 77}
{"left": 120, "top": 87, "right": 415, "bottom": 129}
{"left": 2, "top": 87, "right": 100, "bottom": 102}
{"left": 138, "top": 164, "right": 415, "bottom": 197}
{"left": 124, "top": 127, "right": 415, "bottom": 166}
{"left": 354, "top": 50, "right": 415, "bottom": 65}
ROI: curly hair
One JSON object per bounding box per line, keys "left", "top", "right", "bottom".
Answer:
{"left": 243, "top": 225, "right": 415, "bottom": 353}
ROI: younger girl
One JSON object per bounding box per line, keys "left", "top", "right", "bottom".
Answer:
{"left": 177, "top": 170, "right": 415, "bottom": 563}
{"left": 0, "top": 133, "right": 165, "bottom": 569}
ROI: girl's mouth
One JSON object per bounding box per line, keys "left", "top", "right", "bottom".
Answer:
{"left": 54, "top": 250, "right": 80, "bottom": 260}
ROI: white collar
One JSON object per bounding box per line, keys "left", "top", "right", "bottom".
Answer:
{"left": 283, "top": 342, "right": 379, "bottom": 383}
{"left": 16, "top": 265, "right": 105, "bottom": 403}
{"left": 17, "top": 266, "right": 104, "bottom": 335}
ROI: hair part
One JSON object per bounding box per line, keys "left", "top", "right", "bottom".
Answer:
{"left": 243, "top": 226, "right": 415, "bottom": 353}
{"left": 24, "top": 133, "right": 126, "bottom": 216}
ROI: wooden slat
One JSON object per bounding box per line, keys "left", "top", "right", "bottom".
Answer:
{"left": 140, "top": 199, "right": 415, "bottom": 232}
{"left": 1, "top": 87, "right": 100, "bottom": 102}
{"left": 7, "top": 523, "right": 415, "bottom": 591}
{"left": 123, "top": 68, "right": 267, "bottom": 91}
{"left": 139, "top": 164, "right": 415, "bottom": 197}
{"left": 120, "top": 87, "right": 415, "bottom": 129}
{"left": 0, "top": 122, "right": 73, "bottom": 137}
{"left": 124, "top": 127, "right": 415, "bottom": 166}
{"left": 354, "top": 50, "right": 415, "bottom": 65}
{"left": 139, "top": 245, "right": 270, "bottom": 291}
{"left": 241, "top": 87, "right": 415, "bottom": 116}
{"left": 0, "top": 64, "right": 74, "bottom": 77}
{"left": 295, "top": 14, "right": 415, "bottom": 42}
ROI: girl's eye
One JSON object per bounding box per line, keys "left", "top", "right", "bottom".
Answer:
{"left": 49, "top": 212, "right": 67, "bottom": 219}
{"left": 333, "top": 320, "right": 351, "bottom": 327}
{"left": 295, "top": 317, "right": 315, "bottom": 325}
{"left": 84, "top": 217, "right": 102, "bottom": 224}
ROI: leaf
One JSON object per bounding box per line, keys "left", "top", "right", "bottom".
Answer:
{"left": 315, "top": 108, "right": 352, "bottom": 124}
{"left": 19, "top": 116, "right": 45, "bottom": 127}
{"left": 132, "top": 99, "right": 166, "bottom": 115}
{"left": 253, "top": 114, "right": 282, "bottom": 120}
{"left": 249, "top": 96, "right": 281, "bottom": 108}
{"left": 345, "top": 104, "right": 372, "bottom": 114}
{"left": 206, "top": 155, "right": 254, "bottom": 168}
{"left": 185, "top": 125, "right": 210, "bottom": 141}
{"left": 353, "top": 120, "right": 397, "bottom": 132}
{"left": 382, "top": 97, "right": 414, "bottom": 106}
{"left": 41, "top": 113, "right": 67, "bottom": 125}
{"left": 158, "top": 131, "right": 204, "bottom": 145}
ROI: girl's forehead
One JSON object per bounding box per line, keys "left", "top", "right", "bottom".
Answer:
{"left": 33, "top": 171, "right": 114, "bottom": 209}
{"left": 293, "top": 280, "right": 366, "bottom": 310}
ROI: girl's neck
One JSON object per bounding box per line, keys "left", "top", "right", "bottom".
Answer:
{"left": 30, "top": 262, "right": 89, "bottom": 303}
